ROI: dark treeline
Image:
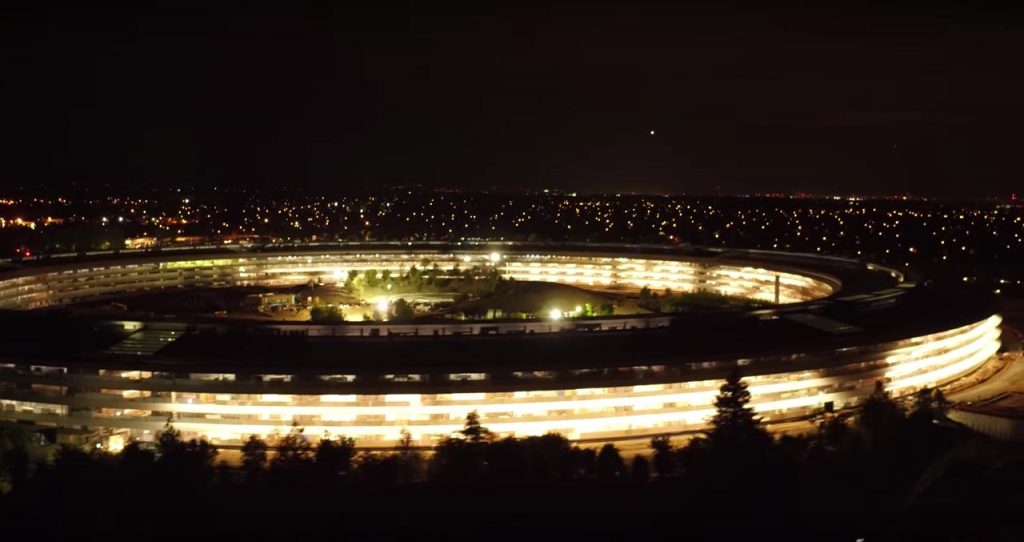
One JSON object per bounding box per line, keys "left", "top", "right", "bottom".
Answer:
{"left": 2, "top": 372, "right": 1024, "bottom": 540}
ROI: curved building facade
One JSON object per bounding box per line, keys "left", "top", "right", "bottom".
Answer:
{"left": 0, "top": 243, "right": 1002, "bottom": 448}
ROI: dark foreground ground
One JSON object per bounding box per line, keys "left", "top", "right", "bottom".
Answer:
{"left": 4, "top": 442, "right": 1024, "bottom": 542}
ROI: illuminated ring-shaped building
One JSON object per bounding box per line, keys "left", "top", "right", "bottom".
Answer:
{"left": 0, "top": 243, "right": 1002, "bottom": 449}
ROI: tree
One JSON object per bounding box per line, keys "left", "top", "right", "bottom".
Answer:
{"left": 432, "top": 438, "right": 481, "bottom": 481}
{"left": 649, "top": 435, "right": 677, "bottom": 478}
{"left": 271, "top": 423, "right": 313, "bottom": 470}
{"left": 241, "top": 435, "right": 269, "bottom": 480}
{"left": 391, "top": 298, "right": 415, "bottom": 322}
{"left": 523, "top": 433, "right": 577, "bottom": 480}
{"left": 910, "top": 386, "right": 952, "bottom": 427}
{"left": 363, "top": 269, "right": 379, "bottom": 288}
{"left": 857, "top": 380, "right": 907, "bottom": 449}
{"left": 315, "top": 434, "right": 357, "bottom": 476}
{"left": 816, "top": 414, "right": 852, "bottom": 451}
{"left": 310, "top": 305, "right": 344, "bottom": 323}
{"left": 630, "top": 455, "right": 651, "bottom": 482}
{"left": 486, "top": 437, "right": 529, "bottom": 480}
{"left": 0, "top": 441, "right": 30, "bottom": 491}
{"left": 460, "top": 411, "right": 493, "bottom": 443}
{"left": 183, "top": 438, "right": 219, "bottom": 468}
{"left": 596, "top": 443, "right": 625, "bottom": 480}
{"left": 394, "top": 429, "right": 424, "bottom": 484}
{"left": 156, "top": 418, "right": 184, "bottom": 458}
{"left": 154, "top": 421, "right": 218, "bottom": 490}
{"left": 432, "top": 412, "right": 494, "bottom": 480}
{"left": 407, "top": 265, "right": 423, "bottom": 290}
{"left": 707, "top": 369, "right": 772, "bottom": 450}
{"left": 119, "top": 440, "right": 156, "bottom": 476}
{"left": 51, "top": 443, "right": 96, "bottom": 478}
{"left": 568, "top": 446, "right": 597, "bottom": 479}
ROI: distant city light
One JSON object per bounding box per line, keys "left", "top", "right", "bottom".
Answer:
{"left": 548, "top": 308, "right": 562, "bottom": 320}
{"left": 489, "top": 252, "right": 502, "bottom": 263}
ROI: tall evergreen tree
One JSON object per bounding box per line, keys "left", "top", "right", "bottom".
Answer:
{"left": 156, "top": 418, "right": 184, "bottom": 457}
{"left": 707, "top": 368, "right": 772, "bottom": 450}
{"left": 432, "top": 412, "right": 493, "bottom": 480}
{"left": 460, "top": 410, "right": 493, "bottom": 443}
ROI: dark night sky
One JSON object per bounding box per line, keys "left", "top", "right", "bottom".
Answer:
{"left": 1, "top": 2, "right": 1022, "bottom": 196}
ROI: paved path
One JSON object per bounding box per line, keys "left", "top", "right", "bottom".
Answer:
{"left": 949, "top": 352, "right": 1024, "bottom": 404}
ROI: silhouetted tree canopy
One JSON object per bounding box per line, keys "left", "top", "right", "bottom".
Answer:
{"left": 271, "top": 422, "right": 313, "bottom": 471}
{"left": 650, "top": 435, "right": 677, "bottom": 478}
{"left": 315, "top": 434, "right": 357, "bottom": 476}
{"left": 241, "top": 434, "right": 269, "bottom": 480}
{"left": 630, "top": 455, "right": 650, "bottom": 482}
{"left": 596, "top": 443, "right": 625, "bottom": 480}
{"left": 858, "top": 380, "right": 908, "bottom": 450}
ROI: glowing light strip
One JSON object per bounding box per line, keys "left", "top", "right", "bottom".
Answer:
{"left": 885, "top": 327, "right": 1000, "bottom": 378}
{"left": 889, "top": 337, "right": 1000, "bottom": 391}
{"left": 884, "top": 315, "right": 1001, "bottom": 365}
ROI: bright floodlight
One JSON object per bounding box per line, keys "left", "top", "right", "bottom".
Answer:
{"left": 376, "top": 299, "right": 389, "bottom": 312}
{"left": 489, "top": 252, "right": 502, "bottom": 263}
{"left": 332, "top": 268, "right": 345, "bottom": 280}
{"left": 549, "top": 308, "right": 562, "bottom": 320}
{"left": 574, "top": 305, "right": 583, "bottom": 313}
